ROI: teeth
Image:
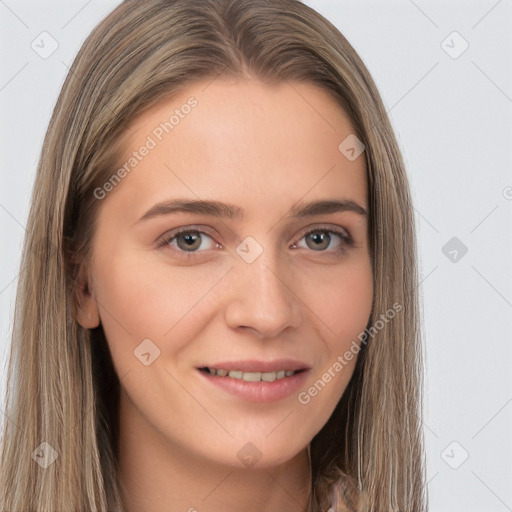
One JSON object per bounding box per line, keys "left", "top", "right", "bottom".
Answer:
{"left": 240, "top": 371, "right": 262, "bottom": 382}
{"left": 204, "top": 368, "right": 298, "bottom": 381}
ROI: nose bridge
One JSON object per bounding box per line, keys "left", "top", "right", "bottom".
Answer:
{"left": 224, "top": 242, "right": 301, "bottom": 337}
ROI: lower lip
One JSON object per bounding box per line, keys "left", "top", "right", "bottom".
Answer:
{"left": 196, "top": 369, "right": 310, "bottom": 403}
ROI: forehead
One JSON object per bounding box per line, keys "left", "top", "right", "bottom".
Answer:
{"left": 102, "top": 78, "right": 367, "bottom": 221}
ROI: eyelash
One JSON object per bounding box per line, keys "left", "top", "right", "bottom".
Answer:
{"left": 156, "top": 225, "right": 355, "bottom": 259}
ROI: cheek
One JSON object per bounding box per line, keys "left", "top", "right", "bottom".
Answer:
{"left": 303, "top": 257, "right": 373, "bottom": 342}
{"left": 91, "top": 250, "right": 226, "bottom": 358}
{"left": 294, "top": 261, "right": 372, "bottom": 427}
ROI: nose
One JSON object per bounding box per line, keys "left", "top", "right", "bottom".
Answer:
{"left": 223, "top": 251, "right": 302, "bottom": 339}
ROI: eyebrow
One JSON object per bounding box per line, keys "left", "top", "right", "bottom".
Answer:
{"left": 136, "top": 198, "right": 368, "bottom": 223}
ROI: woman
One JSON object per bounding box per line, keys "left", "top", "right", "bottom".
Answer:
{"left": 0, "top": 1, "right": 427, "bottom": 510}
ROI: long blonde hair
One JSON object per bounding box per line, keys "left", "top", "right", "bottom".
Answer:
{"left": 0, "top": 1, "right": 427, "bottom": 510}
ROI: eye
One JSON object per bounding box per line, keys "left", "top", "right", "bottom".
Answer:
{"left": 157, "top": 224, "right": 355, "bottom": 258}
{"left": 157, "top": 228, "right": 220, "bottom": 254}
{"left": 291, "top": 226, "right": 354, "bottom": 254}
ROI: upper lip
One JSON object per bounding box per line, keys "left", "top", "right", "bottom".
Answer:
{"left": 197, "top": 358, "right": 311, "bottom": 373}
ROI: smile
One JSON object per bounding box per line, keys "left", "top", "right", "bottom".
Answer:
{"left": 199, "top": 367, "right": 302, "bottom": 381}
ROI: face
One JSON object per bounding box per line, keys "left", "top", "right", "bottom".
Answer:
{"left": 76, "top": 77, "right": 373, "bottom": 470}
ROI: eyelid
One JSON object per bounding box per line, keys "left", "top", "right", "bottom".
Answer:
{"left": 297, "top": 222, "right": 351, "bottom": 240}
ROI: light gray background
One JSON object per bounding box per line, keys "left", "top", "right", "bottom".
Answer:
{"left": 1, "top": 1, "right": 511, "bottom": 510}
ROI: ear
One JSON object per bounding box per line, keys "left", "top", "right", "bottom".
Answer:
{"left": 73, "top": 260, "right": 100, "bottom": 329}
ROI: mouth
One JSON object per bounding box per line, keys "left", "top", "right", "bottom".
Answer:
{"left": 198, "top": 366, "right": 307, "bottom": 382}
{"left": 195, "top": 359, "right": 311, "bottom": 403}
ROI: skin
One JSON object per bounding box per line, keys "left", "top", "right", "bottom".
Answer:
{"left": 75, "top": 77, "right": 373, "bottom": 512}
